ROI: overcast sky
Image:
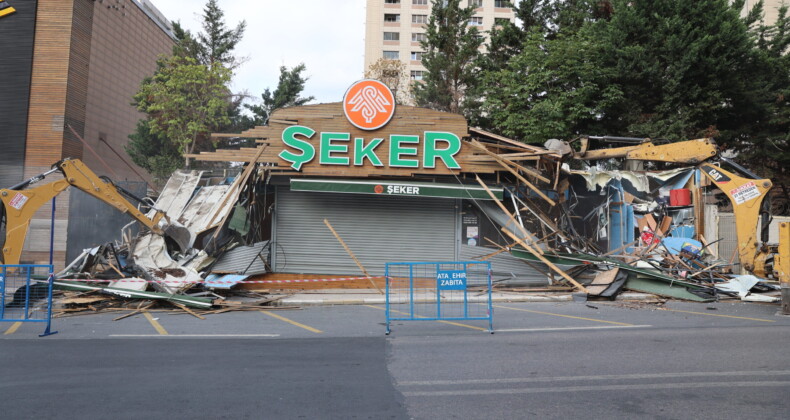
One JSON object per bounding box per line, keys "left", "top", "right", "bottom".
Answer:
{"left": 150, "top": 0, "right": 367, "bottom": 105}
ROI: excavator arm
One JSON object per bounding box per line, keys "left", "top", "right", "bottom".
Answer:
{"left": 698, "top": 163, "right": 773, "bottom": 276}
{"left": 1, "top": 159, "right": 173, "bottom": 265}
{"left": 575, "top": 137, "right": 719, "bottom": 164}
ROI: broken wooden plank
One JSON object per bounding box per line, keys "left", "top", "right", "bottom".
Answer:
{"left": 501, "top": 227, "right": 589, "bottom": 292}
{"left": 323, "top": 219, "right": 384, "bottom": 294}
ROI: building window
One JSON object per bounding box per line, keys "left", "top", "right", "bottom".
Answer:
{"left": 412, "top": 14, "right": 428, "bottom": 24}
{"left": 412, "top": 32, "right": 426, "bottom": 42}
{"left": 469, "top": 16, "right": 483, "bottom": 26}
{"left": 384, "top": 32, "right": 400, "bottom": 41}
{"left": 385, "top": 0, "right": 401, "bottom": 3}
{"left": 468, "top": 0, "right": 482, "bottom": 7}
{"left": 411, "top": 51, "right": 423, "bottom": 61}
{"left": 495, "top": 17, "right": 510, "bottom": 25}
{"left": 412, "top": 0, "right": 428, "bottom": 4}
{"left": 494, "top": 0, "right": 510, "bottom": 7}
{"left": 383, "top": 50, "right": 399, "bottom": 59}
{"left": 410, "top": 70, "right": 425, "bottom": 80}
{"left": 384, "top": 14, "right": 400, "bottom": 22}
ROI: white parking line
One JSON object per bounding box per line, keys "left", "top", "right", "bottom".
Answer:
{"left": 399, "top": 369, "right": 790, "bottom": 386}
{"left": 402, "top": 381, "right": 790, "bottom": 396}
{"left": 495, "top": 325, "right": 651, "bottom": 332}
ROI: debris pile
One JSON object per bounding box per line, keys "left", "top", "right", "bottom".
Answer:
{"left": 471, "top": 135, "right": 783, "bottom": 303}
{"left": 50, "top": 164, "right": 280, "bottom": 315}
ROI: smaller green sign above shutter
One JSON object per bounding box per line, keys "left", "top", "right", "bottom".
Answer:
{"left": 290, "top": 179, "right": 504, "bottom": 200}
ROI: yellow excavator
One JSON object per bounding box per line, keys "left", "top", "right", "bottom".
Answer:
{"left": 0, "top": 158, "right": 188, "bottom": 266}
{"left": 575, "top": 136, "right": 789, "bottom": 313}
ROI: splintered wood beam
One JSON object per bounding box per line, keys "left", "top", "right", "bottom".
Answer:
{"left": 324, "top": 219, "right": 384, "bottom": 294}
{"left": 205, "top": 144, "right": 268, "bottom": 232}
{"left": 468, "top": 140, "right": 551, "bottom": 183}
{"left": 468, "top": 141, "right": 556, "bottom": 207}
{"left": 468, "top": 127, "right": 557, "bottom": 154}
{"left": 474, "top": 175, "right": 543, "bottom": 255}
{"left": 501, "top": 227, "right": 588, "bottom": 292}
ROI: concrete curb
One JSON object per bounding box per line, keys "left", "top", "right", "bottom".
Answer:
{"left": 272, "top": 291, "right": 659, "bottom": 306}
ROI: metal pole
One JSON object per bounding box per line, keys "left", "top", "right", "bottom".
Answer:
{"left": 385, "top": 264, "right": 391, "bottom": 335}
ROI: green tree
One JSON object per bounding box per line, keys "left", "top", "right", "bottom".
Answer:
{"left": 125, "top": 120, "right": 183, "bottom": 182}
{"left": 478, "top": 28, "right": 622, "bottom": 142}
{"left": 245, "top": 64, "right": 314, "bottom": 126}
{"left": 475, "top": 0, "right": 610, "bottom": 138}
{"left": 171, "top": 21, "right": 201, "bottom": 59}
{"left": 413, "top": 0, "right": 483, "bottom": 115}
{"left": 596, "top": 0, "right": 765, "bottom": 141}
{"left": 196, "top": 0, "right": 246, "bottom": 67}
{"left": 133, "top": 55, "right": 232, "bottom": 163}
{"left": 128, "top": 0, "right": 246, "bottom": 176}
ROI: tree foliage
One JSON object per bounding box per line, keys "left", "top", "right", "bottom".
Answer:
{"left": 413, "top": 0, "right": 483, "bottom": 115}
{"left": 129, "top": 0, "right": 245, "bottom": 177}
{"left": 245, "top": 64, "right": 314, "bottom": 126}
{"left": 365, "top": 58, "right": 411, "bottom": 105}
{"left": 125, "top": 119, "right": 183, "bottom": 182}
{"left": 471, "top": 0, "right": 790, "bottom": 199}
{"left": 134, "top": 55, "right": 232, "bottom": 159}
{"left": 196, "top": 0, "right": 246, "bottom": 67}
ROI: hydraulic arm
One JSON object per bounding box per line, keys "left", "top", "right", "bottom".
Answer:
{"left": 1, "top": 159, "right": 176, "bottom": 265}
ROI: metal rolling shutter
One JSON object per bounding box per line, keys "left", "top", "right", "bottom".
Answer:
{"left": 273, "top": 186, "right": 457, "bottom": 276}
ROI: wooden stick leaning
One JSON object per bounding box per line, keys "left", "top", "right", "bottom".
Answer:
{"left": 473, "top": 175, "right": 587, "bottom": 292}
{"left": 468, "top": 139, "right": 552, "bottom": 184}
{"left": 323, "top": 219, "right": 384, "bottom": 294}
{"left": 205, "top": 144, "right": 268, "bottom": 230}
{"left": 501, "top": 227, "right": 588, "bottom": 292}
{"left": 474, "top": 175, "right": 543, "bottom": 255}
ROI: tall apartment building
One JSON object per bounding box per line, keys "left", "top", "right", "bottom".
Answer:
{"left": 744, "top": 0, "right": 785, "bottom": 25}
{"left": 364, "top": 0, "right": 516, "bottom": 83}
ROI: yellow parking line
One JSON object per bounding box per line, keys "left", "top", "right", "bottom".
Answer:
{"left": 659, "top": 308, "right": 775, "bottom": 323}
{"left": 494, "top": 305, "right": 635, "bottom": 326}
{"left": 260, "top": 310, "right": 322, "bottom": 333}
{"left": 143, "top": 311, "right": 168, "bottom": 335}
{"left": 4, "top": 322, "right": 22, "bottom": 335}
{"left": 437, "top": 320, "right": 487, "bottom": 331}
{"left": 364, "top": 305, "right": 487, "bottom": 331}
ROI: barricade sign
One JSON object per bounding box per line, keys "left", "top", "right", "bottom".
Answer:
{"left": 385, "top": 261, "right": 493, "bottom": 334}
{"left": 0, "top": 265, "right": 57, "bottom": 337}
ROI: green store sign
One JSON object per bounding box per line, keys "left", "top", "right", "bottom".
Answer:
{"left": 278, "top": 125, "right": 463, "bottom": 171}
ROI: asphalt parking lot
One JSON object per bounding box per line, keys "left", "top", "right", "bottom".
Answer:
{"left": 3, "top": 299, "right": 788, "bottom": 339}
{"left": 4, "top": 300, "right": 790, "bottom": 419}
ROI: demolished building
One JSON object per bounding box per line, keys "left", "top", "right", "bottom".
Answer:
{"left": 17, "top": 79, "right": 787, "bottom": 314}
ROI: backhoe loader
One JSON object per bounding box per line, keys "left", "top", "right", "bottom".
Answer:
{"left": 0, "top": 158, "right": 189, "bottom": 266}
{"left": 576, "top": 136, "right": 789, "bottom": 313}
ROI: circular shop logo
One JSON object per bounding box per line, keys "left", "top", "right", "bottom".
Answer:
{"left": 374, "top": 184, "right": 384, "bottom": 194}
{"left": 343, "top": 79, "right": 396, "bottom": 131}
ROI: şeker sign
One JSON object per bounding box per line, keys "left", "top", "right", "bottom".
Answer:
{"left": 278, "top": 79, "right": 463, "bottom": 172}
{"left": 194, "top": 80, "right": 503, "bottom": 177}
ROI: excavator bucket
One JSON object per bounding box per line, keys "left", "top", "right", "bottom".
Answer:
{"left": 163, "top": 222, "right": 192, "bottom": 254}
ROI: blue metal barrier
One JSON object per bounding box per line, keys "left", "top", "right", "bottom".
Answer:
{"left": 0, "top": 264, "right": 57, "bottom": 337}
{"left": 385, "top": 261, "right": 493, "bottom": 334}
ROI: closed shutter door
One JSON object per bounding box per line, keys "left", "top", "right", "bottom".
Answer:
{"left": 273, "top": 187, "right": 457, "bottom": 276}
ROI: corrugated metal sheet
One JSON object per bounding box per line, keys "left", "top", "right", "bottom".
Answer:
{"left": 176, "top": 184, "right": 231, "bottom": 232}
{"left": 273, "top": 187, "right": 457, "bottom": 276}
{"left": 211, "top": 240, "right": 269, "bottom": 275}
{"left": 150, "top": 170, "right": 202, "bottom": 218}
{"left": 0, "top": 1, "right": 37, "bottom": 188}
{"left": 459, "top": 244, "right": 551, "bottom": 286}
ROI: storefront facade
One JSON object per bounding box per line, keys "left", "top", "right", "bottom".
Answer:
{"left": 192, "top": 80, "right": 552, "bottom": 285}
